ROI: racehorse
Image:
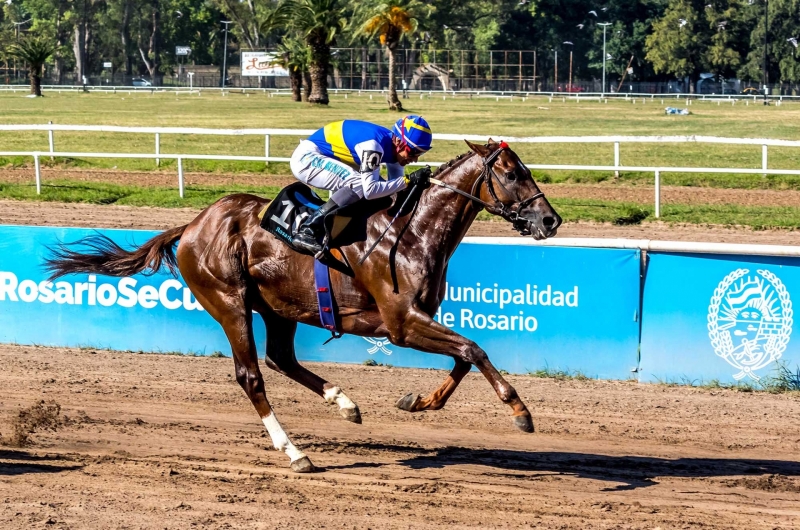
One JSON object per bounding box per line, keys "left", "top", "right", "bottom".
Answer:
{"left": 46, "top": 140, "right": 562, "bottom": 473}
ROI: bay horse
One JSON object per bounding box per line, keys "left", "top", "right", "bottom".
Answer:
{"left": 46, "top": 140, "right": 562, "bottom": 473}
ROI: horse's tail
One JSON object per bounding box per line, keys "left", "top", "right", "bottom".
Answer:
{"left": 44, "top": 225, "right": 188, "bottom": 280}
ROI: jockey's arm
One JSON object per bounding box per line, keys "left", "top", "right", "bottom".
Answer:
{"left": 360, "top": 167, "right": 407, "bottom": 200}
{"left": 354, "top": 141, "right": 408, "bottom": 200}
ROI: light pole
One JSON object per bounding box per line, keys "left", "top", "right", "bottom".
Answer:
{"left": 554, "top": 49, "right": 558, "bottom": 91}
{"left": 221, "top": 20, "right": 232, "bottom": 88}
{"left": 762, "top": 0, "right": 769, "bottom": 105}
{"left": 598, "top": 22, "right": 611, "bottom": 97}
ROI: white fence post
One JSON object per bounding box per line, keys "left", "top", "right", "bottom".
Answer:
{"left": 155, "top": 133, "right": 160, "bottom": 167}
{"left": 48, "top": 121, "right": 55, "bottom": 161}
{"left": 265, "top": 134, "right": 270, "bottom": 166}
{"left": 654, "top": 170, "right": 661, "bottom": 218}
{"left": 178, "top": 157, "right": 184, "bottom": 198}
{"left": 34, "top": 154, "right": 41, "bottom": 194}
{"left": 762, "top": 144, "right": 768, "bottom": 177}
{"left": 614, "top": 141, "right": 620, "bottom": 178}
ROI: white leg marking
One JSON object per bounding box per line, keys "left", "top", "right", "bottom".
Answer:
{"left": 323, "top": 386, "right": 357, "bottom": 412}
{"left": 262, "top": 412, "right": 306, "bottom": 463}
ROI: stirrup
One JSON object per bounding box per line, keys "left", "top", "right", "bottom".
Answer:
{"left": 313, "top": 234, "right": 331, "bottom": 260}
{"left": 293, "top": 232, "right": 324, "bottom": 255}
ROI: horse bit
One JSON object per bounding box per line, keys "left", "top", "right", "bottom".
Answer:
{"left": 431, "top": 141, "right": 546, "bottom": 236}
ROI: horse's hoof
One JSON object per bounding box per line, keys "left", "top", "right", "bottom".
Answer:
{"left": 513, "top": 414, "right": 535, "bottom": 433}
{"left": 340, "top": 406, "right": 362, "bottom": 424}
{"left": 396, "top": 393, "right": 421, "bottom": 412}
{"left": 290, "top": 456, "right": 317, "bottom": 473}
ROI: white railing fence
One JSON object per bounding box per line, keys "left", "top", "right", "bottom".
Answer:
{"left": 1, "top": 124, "right": 799, "bottom": 214}
{"left": 465, "top": 237, "right": 800, "bottom": 257}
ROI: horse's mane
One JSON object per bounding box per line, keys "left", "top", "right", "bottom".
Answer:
{"left": 431, "top": 151, "right": 474, "bottom": 178}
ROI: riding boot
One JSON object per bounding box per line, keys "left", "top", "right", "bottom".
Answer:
{"left": 292, "top": 200, "right": 338, "bottom": 255}
{"left": 293, "top": 187, "right": 361, "bottom": 256}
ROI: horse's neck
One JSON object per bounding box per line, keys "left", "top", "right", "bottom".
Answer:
{"left": 411, "top": 154, "right": 484, "bottom": 263}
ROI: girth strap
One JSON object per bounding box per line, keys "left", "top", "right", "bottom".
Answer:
{"left": 314, "top": 259, "right": 342, "bottom": 341}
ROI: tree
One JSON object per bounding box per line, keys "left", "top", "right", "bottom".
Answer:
{"left": 645, "top": 0, "right": 708, "bottom": 92}
{"left": 135, "top": 0, "right": 161, "bottom": 82}
{"left": 738, "top": 0, "right": 800, "bottom": 91}
{"left": 285, "top": 0, "right": 348, "bottom": 105}
{"left": 274, "top": 34, "right": 310, "bottom": 101}
{"left": 358, "top": 0, "right": 430, "bottom": 110}
{"left": 7, "top": 34, "right": 56, "bottom": 95}
{"left": 213, "top": 0, "right": 287, "bottom": 51}
{"left": 14, "top": 0, "right": 72, "bottom": 83}
{"left": 71, "top": 0, "right": 99, "bottom": 83}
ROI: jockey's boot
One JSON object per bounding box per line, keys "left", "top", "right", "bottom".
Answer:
{"left": 292, "top": 200, "right": 338, "bottom": 255}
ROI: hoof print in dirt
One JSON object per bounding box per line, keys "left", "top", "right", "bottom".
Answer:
{"left": 290, "top": 456, "right": 317, "bottom": 473}
{"left": 395, "top": 393, "right": 421, "bottom": 412}
{"left": 339, "top": 406, "right": 362, "bottom": 424}
{"left": 513, "top": 415, "right": 535, "bottom": 433}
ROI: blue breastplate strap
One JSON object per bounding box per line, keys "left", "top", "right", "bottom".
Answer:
{"left": 314, "top": 259, "right": 342, "bottom": 340}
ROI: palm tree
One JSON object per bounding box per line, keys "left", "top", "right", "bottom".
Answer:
{"left": 284, "top": 0, "right": 349, "bottom": 105}
{"left": 359, "top": 0, "right": 431, "bottom": 111}
{"left": 7, "top": 36, "right": 56, "bottom": 97}
{"left": 274, "top": 36, "right": 312, "bottom": 102}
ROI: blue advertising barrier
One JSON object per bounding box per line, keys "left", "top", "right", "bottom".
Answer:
{"left": 0, "top": 226, "right": 641, "bottom": 379}
{"left": 640, "top": 252, "right": 799, "bottom": 384}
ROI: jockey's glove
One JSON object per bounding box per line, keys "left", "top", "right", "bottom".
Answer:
{"left": 404, "top": 166, "right": 432, "bottom": 189}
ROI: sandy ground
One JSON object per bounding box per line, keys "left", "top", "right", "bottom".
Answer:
{"left": 2, "top": 198, "right": 800, "bottom": 245}
{"left": 0, "top": 345, "right": 799, "bottom": 529}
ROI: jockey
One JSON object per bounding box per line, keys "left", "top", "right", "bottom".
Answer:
{"left": 289, "top": 116, "right": 433, "bottom": 254}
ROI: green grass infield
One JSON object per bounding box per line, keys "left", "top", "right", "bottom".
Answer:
{"left": 2, "top": 92, "right": 800, "bottom": 190}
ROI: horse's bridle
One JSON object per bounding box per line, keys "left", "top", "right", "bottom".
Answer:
{"left": 433, "top": 142, "right": 546, "bottom": 236}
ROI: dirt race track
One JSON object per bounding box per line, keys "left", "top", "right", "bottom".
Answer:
{"left": 1, "top": 185, "right": 800, "bottom": 528}
{"left": 4, "top": 198, "right": 800, "bottom": 245}
{"left": 1, "top": 345, "right": 799, "bottom": 529}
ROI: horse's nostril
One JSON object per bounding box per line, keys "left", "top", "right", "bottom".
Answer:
{"left": 542, "top": 216, "right": 555, "bottom": 227}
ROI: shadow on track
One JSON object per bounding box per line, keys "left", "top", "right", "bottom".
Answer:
{"left": 322, "top": 443, "right": 800, "bottom": 491}
{"left": 0, "top": 449, "right": 83, "bottom": 477}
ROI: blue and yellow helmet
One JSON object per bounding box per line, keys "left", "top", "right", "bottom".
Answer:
{"left": 393, "top": 115, "right": 433, "bottom": 153}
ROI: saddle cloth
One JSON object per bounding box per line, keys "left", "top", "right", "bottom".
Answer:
{"left": 259, "top": 182, "right": 400, "bottom": 255}
{"left": 260, "top": 183, "right": 326, "bottom": 250}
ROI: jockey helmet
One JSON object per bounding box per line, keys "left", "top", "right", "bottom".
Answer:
{"left": 393, "top": 115, "right": 433, "bottom": 153}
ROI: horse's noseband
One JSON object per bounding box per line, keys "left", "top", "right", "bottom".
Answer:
{"left": 471, "top": 142, "right": 546, "bottom": 236}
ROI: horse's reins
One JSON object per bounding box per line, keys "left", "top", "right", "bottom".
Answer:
{"left": 430, "top": 142, "right": 545, "bottom": 235}
{"left": 359, "top": 142, "right": 546, "bottom": 263}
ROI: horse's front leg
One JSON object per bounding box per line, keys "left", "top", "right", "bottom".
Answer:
{"left": 387, "top": 306, "right": 534, "bottom": 433}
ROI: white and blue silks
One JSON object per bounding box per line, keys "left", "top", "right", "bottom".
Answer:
{"left": 290, "top": 120, "right": 407, "bottom": 200}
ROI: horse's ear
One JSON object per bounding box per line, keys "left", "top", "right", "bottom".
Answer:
{"left": 465, "top": 140, "right": 491, "bottom": 157}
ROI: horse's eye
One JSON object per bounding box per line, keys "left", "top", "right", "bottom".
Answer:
{"left": 506, "top": 171, "right": 517, "bottom": 182}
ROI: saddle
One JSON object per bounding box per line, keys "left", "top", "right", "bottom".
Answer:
{"left": 259, "top": 183, "right": 421, "bottom": 264}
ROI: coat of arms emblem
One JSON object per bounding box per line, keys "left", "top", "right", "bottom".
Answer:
{"left": 707, "top": 268, "right": 793, "bottom": 380}
{"left": 362, "top": 337, "right": 392, "bottom": 355}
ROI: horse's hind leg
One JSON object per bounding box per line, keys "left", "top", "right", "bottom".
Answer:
{"left": 396, "top": 359, "right": 471, "bottom": 412}
{"left": 259, "top": 309, "right": 362, "bottom": 424}
{"left": 179, "top": 269, "right": 315, "bottom": 472}
{"left": 222, "top": 305, "right": 315, "bottom": 472}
